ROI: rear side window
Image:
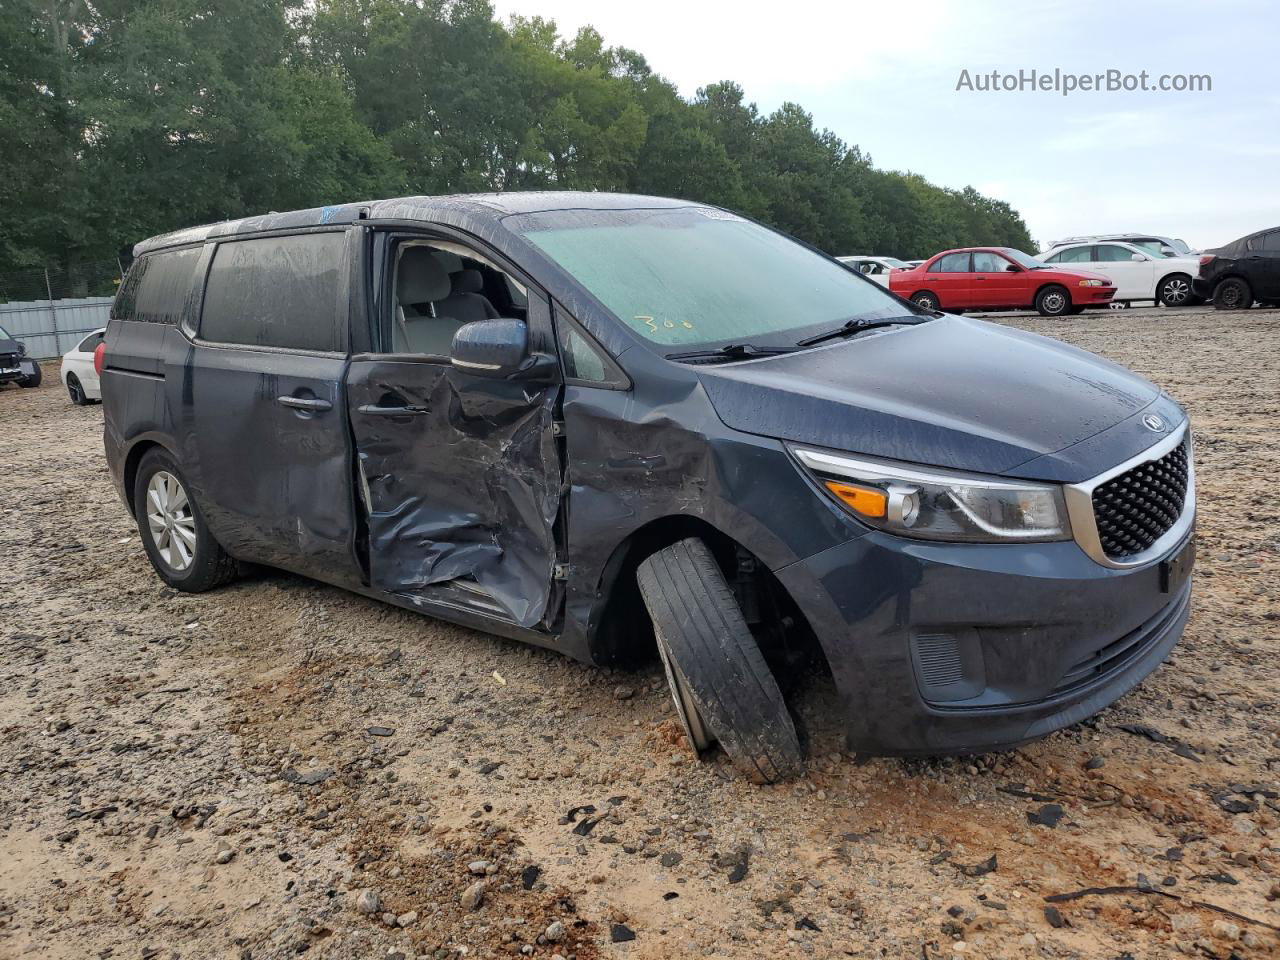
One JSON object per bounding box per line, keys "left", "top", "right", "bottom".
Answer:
{"left": 1258, "top": 231, "right": 1280, "bottom": 252}
{"left": 112, "top": 248, "right": 200, "bottom": 323}
{"left": 930, "top": 253, "right": 971, "bottom": 273}
{"left": 1094, "top": 245, "right": 1134, "bottom": 262}
{"left": 200, "top": 233, "right": 346, "bottom": 352}
{"left": 1051, "top": 246, "right": 1095, "bottom": 263}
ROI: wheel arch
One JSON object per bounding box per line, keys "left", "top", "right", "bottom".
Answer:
{"left": 587, "top": 515, "right": 831, "bottom": 682}
{"left": 121, "top": 436, "right": 181, "bottom": 515}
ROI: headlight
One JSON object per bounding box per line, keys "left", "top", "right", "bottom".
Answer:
{"left": 1078, "top": 279, "right": 1106, "bottom": 287}
{"left": 791, "top": 446, "right": 1071, "bottom": 543}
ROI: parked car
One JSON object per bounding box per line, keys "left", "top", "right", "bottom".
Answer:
{"left": 1044, "top": 234, "right": 1193, "bottom": 258}
{"left": 888, "top": 247, "right": 1116, "bottom": 316}
{"left": 837, "top": 255, "right": 910, "bottom": 287}
{"left": 1193, "top": 226, "right": 1280, "bottom": 310}
{"left": 101, "top": 193, "right": 1194, "bottom": 780}
{"left": 1039, "top": 241, "right": 1201, "bottom": 307}
{"left": 60, "top": 327, "right": 106, "bottom": 404}
{"left": 0, "top": 322, "right": 42, "bottom": 389}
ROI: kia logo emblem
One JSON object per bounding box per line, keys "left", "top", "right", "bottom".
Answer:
{"left": 1142, "top": 413, "right": 1165, "bottom": 432}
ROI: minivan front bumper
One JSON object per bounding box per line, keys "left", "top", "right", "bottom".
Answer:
{"left": 776, "top": 530, "right": 1192, "bottom": 754}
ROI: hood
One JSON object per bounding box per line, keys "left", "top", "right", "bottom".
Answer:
{"left": 0, "top": 335, "right": 23, "bottom": 355}
{"left": 697, "top": 315, "right": 1180, "bottom": 483}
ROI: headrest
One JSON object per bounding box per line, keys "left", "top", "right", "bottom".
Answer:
{"left": 432, "top": 250, "right": 464, "bottom": 274}
{"left": 452, "top": 268, "right": 484, "bottom": 295}
{"left": 397, "top": 247, "right": 450, "bottom": 303}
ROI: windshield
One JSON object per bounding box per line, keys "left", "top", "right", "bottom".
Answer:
{"left": 880, "top": 257, "right": 909, "bottom": 268}
{"left": 516, "top": 207, "right": 906, "bottom": 348}
{"left": 0, "top": 323, "right": 11, "bottom": 340}
{"left": 1000, "top": 248, "right": 1048, "bottom": 269}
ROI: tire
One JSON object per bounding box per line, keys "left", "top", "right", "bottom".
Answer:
{"left": 133, "top": 447, "right": 238, "bottom": 592}
{"left": 1214, "top": 277, "right": 1252, "bottom": 311}
{"left": 636, "top": 538, "right": 803, "bottom": 784}
{"left": 910, "top": 291, "right": 940, "bottom": 311}
{"left": 66, "top": 373, "right": 89, "bottom": 406}
{"left": 18, "top": 365, "right": 41, "bottom": 388}
{"left": 1157, "top": 273, "right": 1193, "bottom": 308}
{"left": 1035, "top": 285, "right": 1071, "bottom": 317}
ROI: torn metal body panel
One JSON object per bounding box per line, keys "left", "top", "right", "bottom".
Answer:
{"left": 345, "top": 358, "right": 562, "bottom": 628}
{"left": 106, "top": 192, "right": 1197, "bottom": 756}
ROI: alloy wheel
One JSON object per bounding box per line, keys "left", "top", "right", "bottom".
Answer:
{"left": 145, "top": 470, "right": 197, "bottom": 571}
{"left": 1163, "top": 278, "right": 1190, "bottom": 305}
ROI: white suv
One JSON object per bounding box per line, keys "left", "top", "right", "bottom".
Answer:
{"left": 1038, "top": 241, "right": 1202, "bottom": 307}
{"left": 1043, "top": 234, "right": 1193, "bottom": 259}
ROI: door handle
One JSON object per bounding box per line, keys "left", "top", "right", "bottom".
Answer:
{"left": 356, "top": 403, "right": 429, "bottom": 416}
{"left": 277, "top": 395, "right": 333, "bottom": 412}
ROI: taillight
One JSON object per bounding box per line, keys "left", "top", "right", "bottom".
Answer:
{"left": 1199, "top": 255, "right": 1216, "bottom": 267}
{"left": 93, "top": 341, "right": 106, "bottom": 375}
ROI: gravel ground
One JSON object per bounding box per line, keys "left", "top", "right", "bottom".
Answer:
{"left": 2, "top": 306, "right": 1278, "bottom": 960}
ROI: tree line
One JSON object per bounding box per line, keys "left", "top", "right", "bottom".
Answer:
{"left": 1, "top": 0, "right": 1034, "bottom": 286}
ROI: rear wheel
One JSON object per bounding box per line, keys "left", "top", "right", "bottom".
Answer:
{"left": 1214, "top": 277, "right": 1252, "bottom": 310}
{"left": 133, "top": 448, "right": 238, "bottom": 592}
{"left": 1157, "top": 273, "right": 1193, "bottom": 307}
{"left": 66, "top": 373, "right": 89, "bottom": 405}
{"left": 910, "top": 291, "right": 940, "bottom": 311}
{"left": 1035, "top": 285, "right": 1071, "bottom": 317}
{"left": 636, "top": 538, "right": 803, "bottom": 784}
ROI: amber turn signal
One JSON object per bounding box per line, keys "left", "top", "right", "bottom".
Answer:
{"left": 823, "top": 480, "right": 888, "bottom": 518}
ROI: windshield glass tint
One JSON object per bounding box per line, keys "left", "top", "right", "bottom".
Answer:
{"left": 518, "top": 208, "right": 902, "bottom": 347}
{"left": 1000, "top": 248, "right": 1048, "bottom": 269}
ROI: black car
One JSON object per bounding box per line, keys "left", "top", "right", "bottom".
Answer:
{"left": 100, "top": 193, "right": 1196, "bottom": 781}
{"left": 0, "top": 322, "right": 42, "bottom": 389}
{"left": 1193, "top": 225, "right": 1280, "bottom": 309}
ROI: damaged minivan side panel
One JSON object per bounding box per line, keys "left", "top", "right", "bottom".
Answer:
{"left": 344, "top": 227, "right": 565, "bottom": 630}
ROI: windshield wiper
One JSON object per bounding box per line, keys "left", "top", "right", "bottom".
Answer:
{"left": 796, "top": 315, "right": 933, "bottom": 348}
{"left": 665, "top": 343, "right": 796, "bottom": 364}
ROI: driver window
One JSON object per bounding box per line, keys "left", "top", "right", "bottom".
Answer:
{"left": 388, "top": 240, "right": 529, "bottom": 356}
{"left": 971, "top": 252, "right": 1006, "bottom": 272}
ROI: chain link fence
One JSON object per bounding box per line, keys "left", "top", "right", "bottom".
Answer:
{"left": 0, "top": 259, "right": 122, "bottom": 359}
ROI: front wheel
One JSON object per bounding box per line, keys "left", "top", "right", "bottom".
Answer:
{"left": 133, "top": 448, "right": 238, "bottom": 592}
{"left": 910, "top": 291, "right": 940, "bottom": 311}
{"left": 18, "top": 365, "right": 41, "bottom": 388}
{"left": 1214, "top": 277, "right": 1252, "bottom": 310}
{"left": 1035, "top": 285, "right": 1072, "bottom": 317}
{"left": 636, "top": 538, "right": 803, "bottom": 784}
{"left": 1158, "top": 273, "right": 1193, "bottom": 307}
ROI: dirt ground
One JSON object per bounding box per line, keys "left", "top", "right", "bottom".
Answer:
{"left": 2, "top": 305, "right": 1278, "bottom": 960}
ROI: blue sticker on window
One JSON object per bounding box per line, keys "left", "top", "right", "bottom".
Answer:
{"left": 319, "top": 205, "right": 341, "bottom": 224}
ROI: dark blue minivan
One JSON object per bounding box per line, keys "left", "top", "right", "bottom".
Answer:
{"left": 101, "top": 193, "right": 1195, "bottom": 782}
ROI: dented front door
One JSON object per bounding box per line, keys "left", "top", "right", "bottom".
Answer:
{"left": 345, "top": 305, "right": 565, "bottom": 631}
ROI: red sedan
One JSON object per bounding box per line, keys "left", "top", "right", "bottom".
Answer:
{"left": 888, "top": 247, "right": 1116, "bottom": 317}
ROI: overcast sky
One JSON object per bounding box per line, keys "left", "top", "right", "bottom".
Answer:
{"left": 493, "top": 0, "right": 1278, "bottom": 252}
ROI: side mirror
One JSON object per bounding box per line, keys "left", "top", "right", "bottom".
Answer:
{"left": 451, "top": 319, "right": 531, "bottom": 378}
{"left": 1130, "top": 253, "right": 1146, "bottom": 262}
{"left": 1005, "top": 264, "right": 1021, "bottom": 272}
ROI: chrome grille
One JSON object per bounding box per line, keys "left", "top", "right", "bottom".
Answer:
{"left": 1091, "top": 438, "right": 1190, "bottom": 560}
